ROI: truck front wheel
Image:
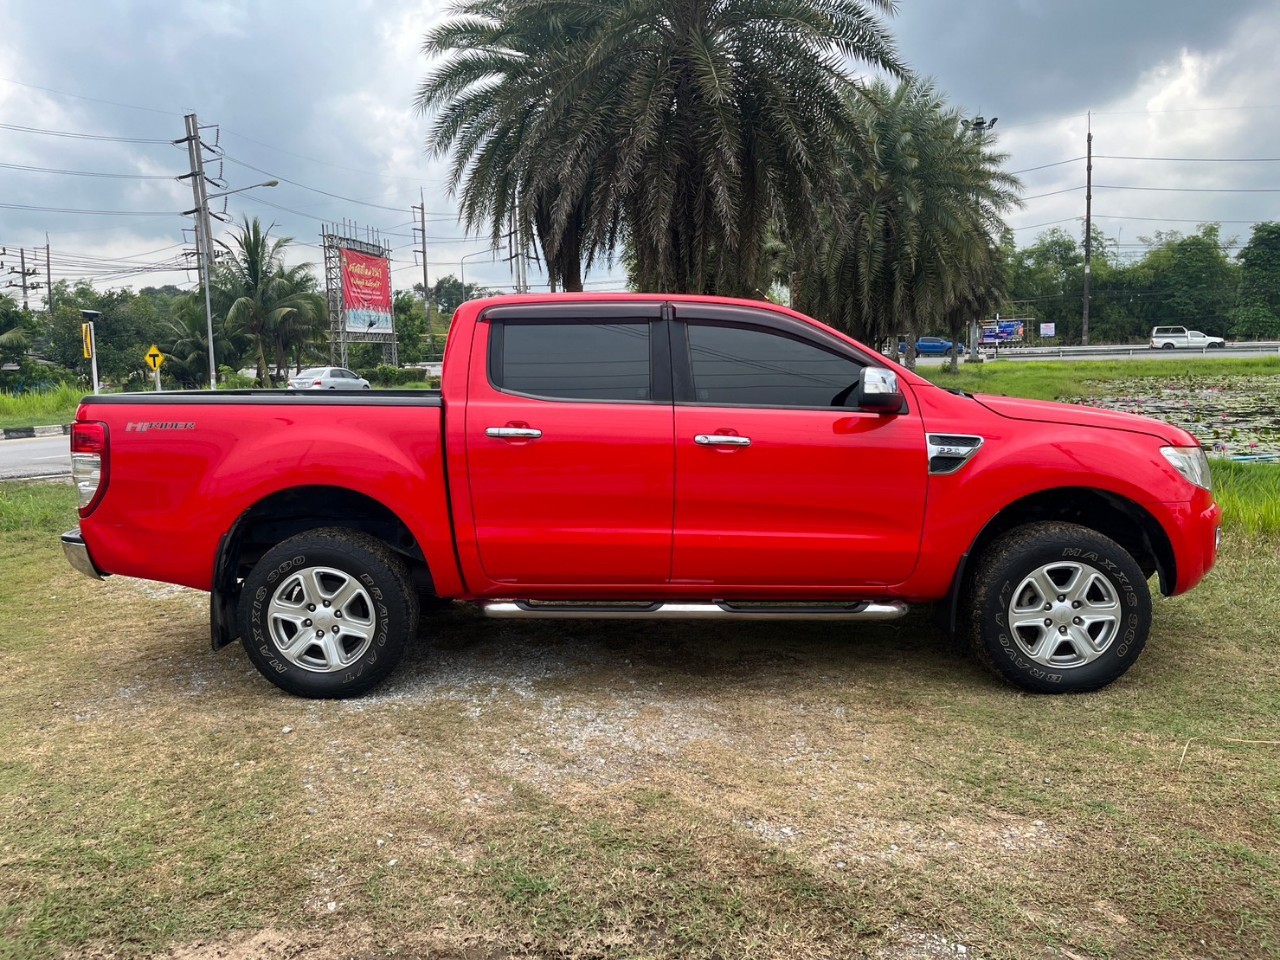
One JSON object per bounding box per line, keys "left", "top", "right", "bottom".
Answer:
{"left": 238, "top": 527, "right": 419, "bottom": 698}
{"left": 965, "top": 522, "right": 1151, "bottom": 693}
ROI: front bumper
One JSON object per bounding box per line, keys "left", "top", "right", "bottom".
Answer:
{"left": 62, "top": 529, "right": 106, "bottom": 580}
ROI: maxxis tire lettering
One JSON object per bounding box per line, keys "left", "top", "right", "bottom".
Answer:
{"left": 964, "top": 522, "right": 1153, "bottom": 694}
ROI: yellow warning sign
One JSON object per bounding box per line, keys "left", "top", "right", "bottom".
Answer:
{"left": 145, "top": 345, "right": 165, "bottom": 371}
{"left": 82, "top": 323, "right": 94, "bottom": 359}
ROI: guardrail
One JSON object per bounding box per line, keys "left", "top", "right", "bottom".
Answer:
{"left": 986, "top": 341, "right": 1280, "bottom": 360}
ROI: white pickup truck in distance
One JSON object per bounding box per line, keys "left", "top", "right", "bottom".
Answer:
{"left": 1149, "top": 326, "right": 1226, "bottom": 350}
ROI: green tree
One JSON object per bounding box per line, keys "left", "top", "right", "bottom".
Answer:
{"left": 213, "top": 218, "right": 327, "bottom": 385}
{"left": 41, "top": 282, "right": 162, "bottom": 389}
{"left": 419, "top": 0, "right": 907, "bottom": 297}
{"left": 1234, "top": 221, "right": 1280, "bottom": 338}
{"left": 794, "top": 79, "right": 1020, "bottom": 365}
{"left": 0, "top": 294, "right": 34, "bottom": 367}
{"left": 392, "top": 290, "right": 431, "bottom": 364}
{"left": 1131, "top": 226, "right": 1237, "bottom": 337}
{"left": 158, "top": 293, "right": 249, "bottom": 389}
{"left": 428, "top": 274, "right": 497, "bottom": 319}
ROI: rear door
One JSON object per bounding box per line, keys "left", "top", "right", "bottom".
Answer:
{"left": 670, "top": 303, "right": 928, "bottom": 588}
{"left": 463, "top": 302, "right": 674, "bottom": 586}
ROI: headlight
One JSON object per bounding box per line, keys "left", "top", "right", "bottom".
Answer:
{"left": 1161, "top": 445, "right": 1212, "bottom": 492}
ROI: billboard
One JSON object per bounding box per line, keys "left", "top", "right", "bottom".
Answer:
{"left": 980, "top": 319, "right": 1025, "bottom": 344}
{"left": 340, "top": 248, "right": 392, "bottom": 332}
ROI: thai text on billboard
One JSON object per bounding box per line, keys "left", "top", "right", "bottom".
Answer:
{"left": 341, "top": 248, "right": 393, "bottom": 332}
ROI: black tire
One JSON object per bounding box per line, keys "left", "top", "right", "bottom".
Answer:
{"left": 945, "top": 347, "right": 954, "bottom": 357}
{"left": 964, "top": 522, "right": 1151, "bottom": 693}
{"left": 1208, "top": 341, "right": 1224, "bottom": 349}
{"left": 239, "top": 527, "right": 419, "bottom": 698}
{"left": 1161, "top": 342, "right": 1175, "bottom": 350}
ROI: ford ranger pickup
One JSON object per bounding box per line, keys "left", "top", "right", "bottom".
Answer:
{"left": 62, "top": 294, "right": 1222, "bottom": 698}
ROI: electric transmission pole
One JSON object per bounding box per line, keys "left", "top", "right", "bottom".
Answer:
{"left": 45, "top": 237, "right": 53, "bottom": 312}
{"left": 413, "top": 189, "right": 435, "bottom": 358}
{"left": 1081, "top": 114, "right": 1093, "bottom": 346}
{"left": 178, "top": 113, "right": 221, "bottom": 389}
{"left": 5, "top": 247, "right": 40, "bottom": 311}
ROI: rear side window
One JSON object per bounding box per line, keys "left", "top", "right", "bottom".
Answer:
{"left": 495, "top": 322, "right": 652, "bottom": 401}
{"left": 685, "top": 323, "right": 863, "bottom": 407}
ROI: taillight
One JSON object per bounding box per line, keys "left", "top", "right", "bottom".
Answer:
{"left": 71, "top": 420, "right": 109, "bottom": 515}
{"left": 312, "top": 379, "right": 323, "bottom": 387}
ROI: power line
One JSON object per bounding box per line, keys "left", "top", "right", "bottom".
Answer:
{"left": 0, "top": 76, "right": 183, "bottom": 117}
{"left": 1095, "top": 184, "right": 1280, "bottom": 194}
{"left": 1021, "top": 186, "right": 1086, "bottom": 201}
{"left": 222, "top": 154, "right": 449, "bottom": 216}
{"left": 0, "top": 202, "right": 180, "bottom": 216}
{"left": 1092, "top": 214, "right": 1275, "bottom": 224}
{"left": 1010, "top": 157, "right": 1084, "bottom": 174}
{"left": 1096, "top": 154, "right": 1280, "bottom": 163}
{"left": 222, "top": 127, "right": 439, "bottom": 184}
{"left": 1010, "top": 217, "right": 1081, "bottom": 231}
{"left": 0, "top": 160, "right": 177, "bottom": 180}
{"left": 0, "top": 122, "right": 172, "bottom": 143}
{"left": 225, "top": 159, "right": 399, "bottom": 211}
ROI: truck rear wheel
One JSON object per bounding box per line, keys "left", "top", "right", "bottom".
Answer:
{"left": 965, "top": 522, "right": 1151, "bottom": 693}
{"left": 239, "top": 527, "right": 419, "bottom": 698}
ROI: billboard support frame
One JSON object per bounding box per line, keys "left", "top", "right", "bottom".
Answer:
{"left": 322, "top": 220, "right": 397, "bottom": 368}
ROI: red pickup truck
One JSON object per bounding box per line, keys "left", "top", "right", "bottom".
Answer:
{"left": 63, "top": 294, "right": 1221, "bottom": 698}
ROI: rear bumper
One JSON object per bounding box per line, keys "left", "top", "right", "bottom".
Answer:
{"left": 62, "top": 529, "right": 106, "bottom": 580}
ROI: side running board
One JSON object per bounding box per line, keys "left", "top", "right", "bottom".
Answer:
{"left": 481, "top": 600, "right": 908, "bottom": 621}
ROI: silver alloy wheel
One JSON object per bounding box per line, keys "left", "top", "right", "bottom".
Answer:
{"left": 1006, "top": 560, "right": 1120, "bottom": 668}
{"left": 265, "top": 565, "right": 376, "bottom": 673}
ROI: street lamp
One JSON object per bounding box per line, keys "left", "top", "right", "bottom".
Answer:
{"left": 459, "top": 247, "right": 497, "bottom": 296}
{"left": 184, "top": 180, "right": 279, "bottom": 390}
{"left": 961, "top": 116, "right": 996, "bottom": 362}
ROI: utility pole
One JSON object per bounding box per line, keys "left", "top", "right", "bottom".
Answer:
{"left": 45, "top": 237, "right": 53, "bottom": 312}
{"left": 5, "top": 247, "right": 41, "bottom": 311}
{"left": 413, "top": 189, "right": 435, "bottom": 358}
{"left": 178, "top": 113, "right": 220, "bottom": 389}
{"left": 1081, "top": 113, "right": 1093, "bottom": 346}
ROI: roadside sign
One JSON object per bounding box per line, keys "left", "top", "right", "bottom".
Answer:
{"left": 81, "top": 323, "right": 94, "bottom": 359}
{"left": 145, "top": 345, "right": 165, "bottom": 371}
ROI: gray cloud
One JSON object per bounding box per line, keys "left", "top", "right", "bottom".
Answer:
{"left": 2, "top": 0, "right": 1278, "bottom": 300}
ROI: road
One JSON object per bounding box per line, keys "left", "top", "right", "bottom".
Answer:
{"left": 0, "top": 435, "right": 71, "bottom": 480}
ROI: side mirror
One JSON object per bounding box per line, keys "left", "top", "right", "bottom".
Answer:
{"left": 854, "top": 367, "right": 904, "bottom": 413}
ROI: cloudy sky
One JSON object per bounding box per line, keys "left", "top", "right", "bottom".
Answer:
{"left": 1, "top": 0, "right": 1278, "bottom": 306}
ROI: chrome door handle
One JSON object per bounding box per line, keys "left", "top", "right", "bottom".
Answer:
{"left": 486, "top": 427, "right": 542, "bottom": 439}
{"left": 695, "top": 434, "right": 751, "bottom": 447}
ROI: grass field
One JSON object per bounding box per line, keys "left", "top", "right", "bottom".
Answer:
{"left": 1, "top": 482, "right": 1276, "bottom": 960}
{"left": 916, "top": 354, "right": 1280, "bottom": 402}
{"left": 0, "top": 384, "right": 84, "bottom": 430}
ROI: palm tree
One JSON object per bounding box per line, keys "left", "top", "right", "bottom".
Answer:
{"left": 159, "top": 293, "right": 248, "bottom": 388}
{"left": 0, "top": 294, "right": 31, "bottom": 367}
{"left": 795, "top": 79, "right": 1021, "bottom": 366}
{"left": 213, "top": 218, "right": 327, "bottom": 385}
{"left": 418, "top": 0, "right": 907, "bottom": 296}
{"left": 418, "top": 0, "right": 606, "bottom": 291}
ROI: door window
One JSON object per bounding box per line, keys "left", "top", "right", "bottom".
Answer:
{"left": 685, "top": 323, "right": 863, "bottom": 408}
{"left": 494, "top": 322, "right": 652, "bottom": 401}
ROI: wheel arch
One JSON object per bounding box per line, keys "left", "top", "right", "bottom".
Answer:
{"left": 943, "top": 486, "right": 1176, "bottom": 634}
{"left": 211, "top": 484, "right": 433, "bottom": 650}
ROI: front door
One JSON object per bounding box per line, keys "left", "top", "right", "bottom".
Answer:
{"left": 464, "top": 303, "right": 674, "bottom": 586}
{"left": 670, "top": 305, "right": 928, "bottom": 588}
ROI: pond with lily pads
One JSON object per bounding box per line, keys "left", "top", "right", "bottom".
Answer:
{"left": 1074, "top": 375, "right": 1280, "bottom": 461}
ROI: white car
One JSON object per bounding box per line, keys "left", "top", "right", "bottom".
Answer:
{"left": 1149, "top": 326, "right": 1226, "bottom": 350}
{"left": 287, "top": 367, "right": 371, "bottom": 390}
